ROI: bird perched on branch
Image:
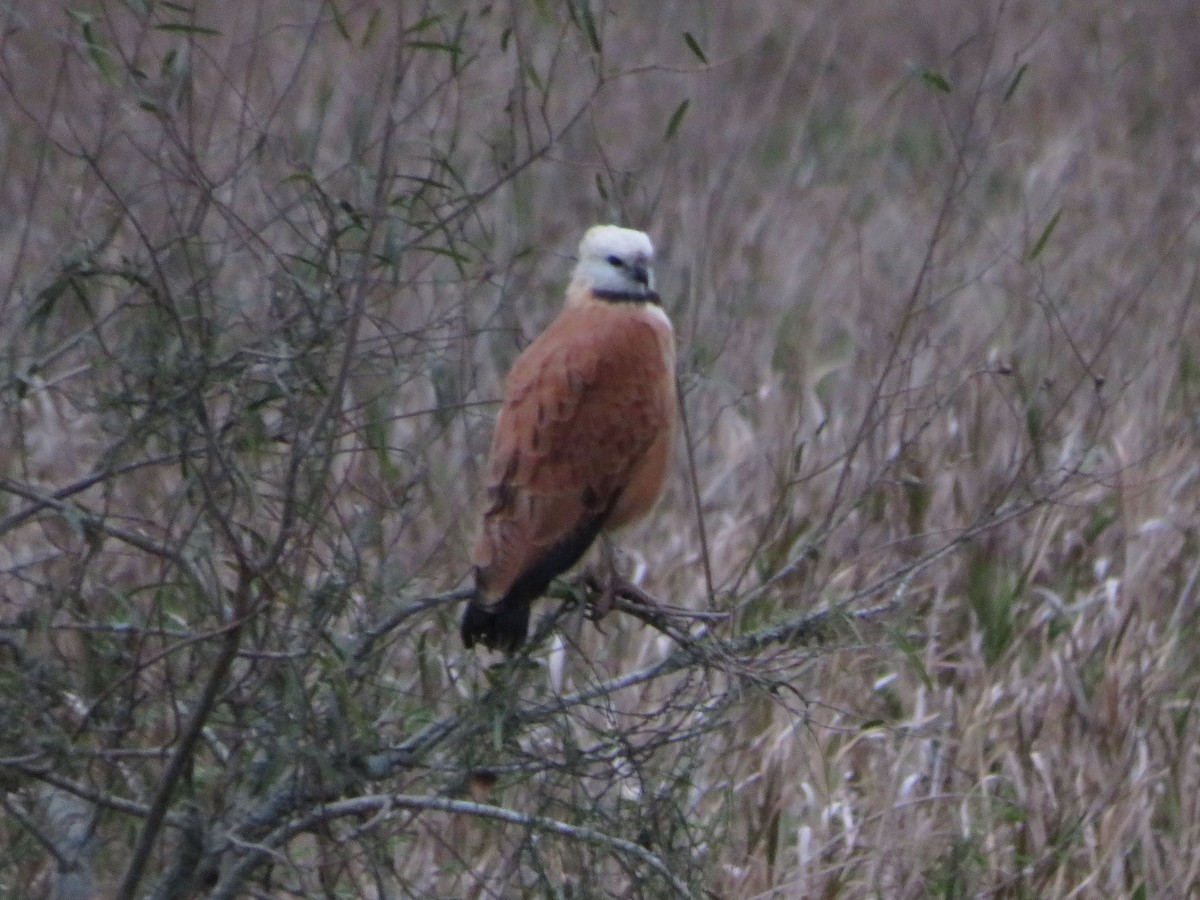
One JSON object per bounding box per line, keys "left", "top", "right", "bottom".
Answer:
{"left": 461, "top": 225, "right": 676, "bottom": 652}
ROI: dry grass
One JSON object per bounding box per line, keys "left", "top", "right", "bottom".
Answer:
{"left": 2, "top": 0, "right": 1200, "bottom": 896}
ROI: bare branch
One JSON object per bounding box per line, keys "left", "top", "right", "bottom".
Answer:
{"left": 211, "top": 793, "right": 693, "bottom": 900}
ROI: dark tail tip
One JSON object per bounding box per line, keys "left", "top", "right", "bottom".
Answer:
{"left": 460, "top": 598, "right": 531, "bottom": 653}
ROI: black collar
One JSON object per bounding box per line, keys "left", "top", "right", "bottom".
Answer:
{"left": 593, "top": 288, "right": 661, "bottom": 305}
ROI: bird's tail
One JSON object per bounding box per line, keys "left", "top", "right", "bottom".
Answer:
{"left": 463, "top": 512, "right": 607, "bottom": 653}
{"left": 460, "top": 594, "right": 532, "bottom": 653}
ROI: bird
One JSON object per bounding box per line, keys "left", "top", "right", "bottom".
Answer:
{"left": 461, "top": 225, "right": 676, "bottom": 652}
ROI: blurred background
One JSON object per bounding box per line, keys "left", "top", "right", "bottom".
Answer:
{"left": 2, "top": 1, "right": 1200, "bottom": 896}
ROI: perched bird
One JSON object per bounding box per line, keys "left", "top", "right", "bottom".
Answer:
{"left": 461, "top": 225, "right": 676, "bottom": 652}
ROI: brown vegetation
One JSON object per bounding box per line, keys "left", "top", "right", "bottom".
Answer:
{"left": 2, "top": 0, "right": 1200, "bottom": 896}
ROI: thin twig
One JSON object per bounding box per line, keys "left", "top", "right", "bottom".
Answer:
{"left": 677, "top": 377, "right": 717, "bottom": 611}
{"left": 1, "top": 794, "right": 72, "bottom": 870}
{"left": 349, "top": 586, "right": 473, "bottom": 666}
{"left": 114, "top": 573, "right": 251, "bottom": 900}
{"left": 212, "top": 793, "right": 693, "bottom": 900}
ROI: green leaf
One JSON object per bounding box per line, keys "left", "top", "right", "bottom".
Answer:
{"left": 524, "top": 62, "right": 544, "bottom": 93}
{"left": 282, "top": 169, "right": 320, "bottom": 189}
{"left": 30, "top": 276, "right": 70, "bottom": 326}
{"left": 1003, "top": 62, "right": 1028, "bottom": 102}
{"left": 683, "top": 32, "right": 708, "bottom": 64}
{"left": 68, "top": 11, "right": 118, "bottom": 85}
{"left": 326, "top": 0, "right": 350, "bottom": 41}
{"left": 408, "top": 40, "right": 458, "bottom": 54}
{"left": 154, "top": 22, "right": 222, "bottom": 36}
{"left": 1027, "top": 207, "right": 1062, "bottom": 261}
{"left": 417, "top": 243, "right": 471, "bottom": 275}
{"left": 664, "top": 99, "right": 690, "bottom": 142}
{"left": 361, "top": 8, "right": 381, "bottom": 47}
{"left": 579, "top": 1, "right": 601, "bottom": 53}
{"left": 894, "top": 631, "right": 933, "bottom": 691}
{"left": 400, "top": 174, "right": 452, "bottom": 192}
{"left": 83, "top": 22, "right": 116, "bottom": 83}
{"left": 402, "top": 14, "right": 442, "bottom": 35}
{"left": 921, "top": 69, "right": 952, "bottom": 93}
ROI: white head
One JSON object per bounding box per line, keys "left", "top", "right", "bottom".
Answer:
{"left": 569, "top": 225, "right": 656, "bottom": 298}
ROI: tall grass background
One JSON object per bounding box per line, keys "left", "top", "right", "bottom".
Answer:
{"left": 2, "top": 1, "right": 1199, "bottom": 896}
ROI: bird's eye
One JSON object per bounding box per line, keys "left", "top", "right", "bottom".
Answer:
{"left": 605, "top": 255, "right": 623, "bottom": 267}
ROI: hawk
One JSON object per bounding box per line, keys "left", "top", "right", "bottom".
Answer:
{"left": 461, "top": 225, "right": 676, "bottom": 652}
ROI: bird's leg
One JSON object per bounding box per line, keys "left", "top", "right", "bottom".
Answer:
{"left": 587, "top": 535, "right": 620, "bottom": 621}
{"left": 585, "top": 540, "right": 670, "bottom": 625}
